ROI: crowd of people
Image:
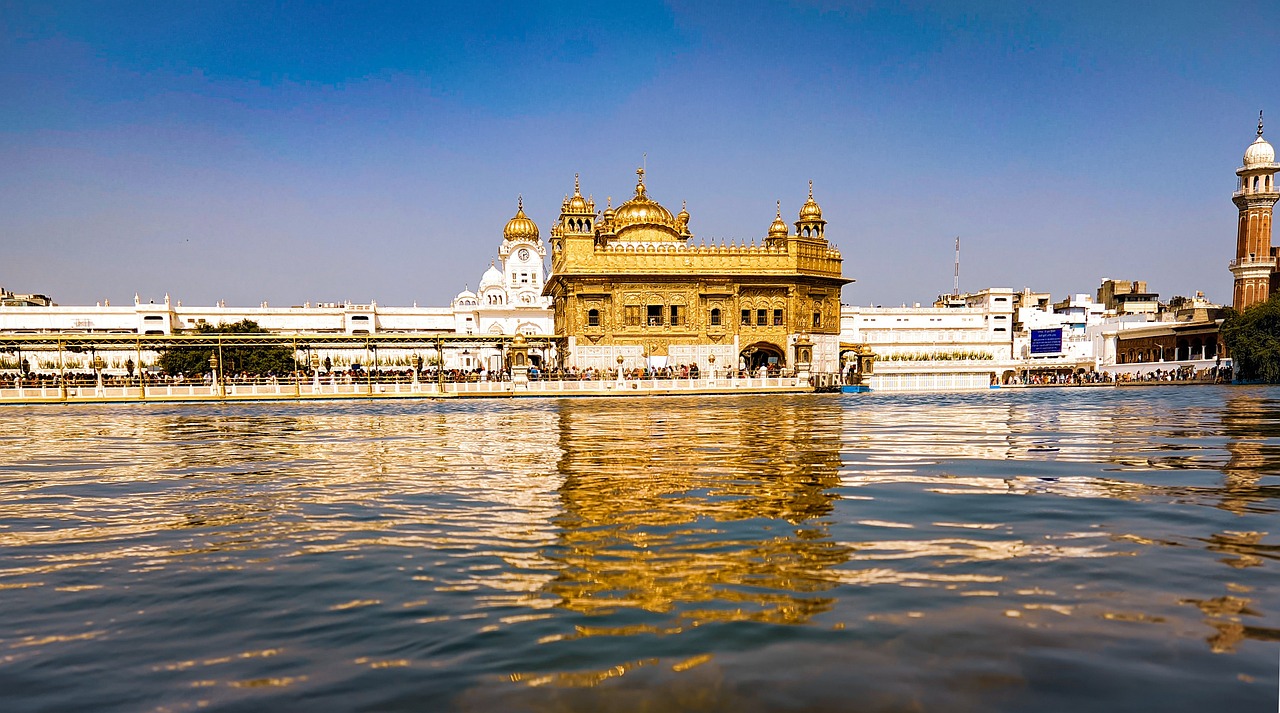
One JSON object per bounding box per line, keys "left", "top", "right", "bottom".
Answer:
{"left": 1113, "top": 365, "right": 1233, "bottom": 383}
{"left": 1, "top": 362, "right": 793, "bottom": 389}
{"left": 530, "top": 363, "right": 792, "bottom": 381}
{"left": 1005, "top": 364, "right": 1235, "bottom": 386}
{"left": 1008, "top": 371, "right": 1115, "bottom": 386}
{"left": 7, "top": 362, "right": 1239, "bottom": 391}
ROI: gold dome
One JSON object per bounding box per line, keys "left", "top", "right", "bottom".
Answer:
{"left": 503, "top": 196, "right": 540, "bottom": 241}
{"left": 798, "top": 180, "right": 823, "bottom": 221}
{"left": 612, "top": 168, "right": 683, "bottom": 240}
{"left": 768, "top": 201, "right": 788, "bottom": 238}
{"left": 566, "top": 174, "right": 590, "bottom": 213}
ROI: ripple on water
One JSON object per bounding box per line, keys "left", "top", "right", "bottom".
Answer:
{"left": 0, "top": 390, "right": 1276, "bottom": 712}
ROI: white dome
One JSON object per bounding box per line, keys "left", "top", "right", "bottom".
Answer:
{"left": 453, "top": 289, "right": 476, "bottom": 307}
{"left": 479, "top": 263, "right": 504, "bottom": 289}
{"left": 1244, "top": 135, "right": 1275, "bottom": 167}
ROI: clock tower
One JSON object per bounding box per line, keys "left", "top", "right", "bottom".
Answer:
{"left": 498, "top": 196, "right": 548, "bottom": 305}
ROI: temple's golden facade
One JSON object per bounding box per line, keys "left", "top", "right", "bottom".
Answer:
{"left": 541, "top": 170, "right": 851, "bottom": 373}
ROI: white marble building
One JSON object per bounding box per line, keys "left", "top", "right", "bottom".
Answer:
{"left": 0, "top": 200, "right": 556, "bottom": 374}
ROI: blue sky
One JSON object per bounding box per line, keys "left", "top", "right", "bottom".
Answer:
{"left": 1, "top": 1, "right": 1276, "bottom": 308}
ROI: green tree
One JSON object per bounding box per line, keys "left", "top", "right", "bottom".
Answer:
{"left": 1220, "top": 293, "right": 1280, "bottom": 383}
{"left": 157, "top": 320, "right": 297, "bottom": 377}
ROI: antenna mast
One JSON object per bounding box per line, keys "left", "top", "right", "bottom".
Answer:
{"left": 952, "top": 236, "right": 960, "bottom": 297}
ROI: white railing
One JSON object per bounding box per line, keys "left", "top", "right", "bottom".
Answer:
{"left": 1229, "top": 256, "right": 1278, "bottom": 269}
{"left": 0, "top": 375, "right": 814, "bottom": 403}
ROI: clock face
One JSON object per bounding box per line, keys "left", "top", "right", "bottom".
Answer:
{"left": 518, "top": 248, "right": 531, "bottom": 261}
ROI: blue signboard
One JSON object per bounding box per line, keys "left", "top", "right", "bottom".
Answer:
{"left": 1030, "top": 328, "right": 1063, "bottom": 355}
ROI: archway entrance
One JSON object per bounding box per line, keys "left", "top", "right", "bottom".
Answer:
{"left": 740, "top": 342, "right": 785, "bottom": 372}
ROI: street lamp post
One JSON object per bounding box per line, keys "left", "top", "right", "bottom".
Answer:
{"left": 92, "top": 354, "right": 105, "bottom": 397}
{"left": 209, "top": 353, "right": 222, "bottom": 398}
{"left": 17, "top": 355, "right": 28, "bottom": 398}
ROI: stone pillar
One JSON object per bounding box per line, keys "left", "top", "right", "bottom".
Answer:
{"left": 93, "top": 355, "right": 106, "bottom": 397}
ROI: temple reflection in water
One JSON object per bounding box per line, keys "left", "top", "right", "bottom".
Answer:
{"left": 543, "top": 396, "right": 847, "bottom": 625}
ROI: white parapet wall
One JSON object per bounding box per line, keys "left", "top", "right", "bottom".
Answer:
{"left": 867, "top": 359, "right": 1004, "bottom": 392}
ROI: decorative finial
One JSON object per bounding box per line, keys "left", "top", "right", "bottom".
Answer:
{"left": 574, "top": 173, "right": 581, "bottom": 195}
{"left": 682, "top": 199, "right": 687, "bottom": 210}
{"left": 808, "top": 179, "right": 814, "bottom": 199}
{"left": 1260, "top": 110, "right": 1265, "bottom": 138}
{"left": 635, "top": 167, "right": 646, "bottom": 197}
{"left": 607, "top": 196, "right": 612, "bottom": 207}
{"left": 776, "top": 200, "right": 782, "bottom": 218}
{"left": 517, "top": 194, "right": 523, "bottom": 210}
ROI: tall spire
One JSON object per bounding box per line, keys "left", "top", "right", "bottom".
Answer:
{"left": 574, "top": 173, "right": 581, "bottom": 196}
{"left": 808, "top": 179, "right": 814, "bottom": 199}
{"left": 517, "top": 194, "right": 523, "bottom": 211}
{"left": 1259, "top": 110, "right": 1265, "bottom": 138}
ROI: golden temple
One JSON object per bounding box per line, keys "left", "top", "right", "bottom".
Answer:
{"left": 538, "top": 169, "right": 851, "bottom": 373}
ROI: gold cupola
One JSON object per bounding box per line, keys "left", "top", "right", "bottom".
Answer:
{"left": 795, "top": 180, "right": 827, "bottom": 240}
{"left": 676, "top": 200, "right": 691, "bottom": 237}
{"left": 503, "top": 196, "right": 540, "bottom": 241}
{"left": 566, "top": 173, "right": 590, "bottom": 213}
{"left": 558, "top": 174, "right": 596, "bottom": 236}
{"left": 767, "top": 200, "right": 789, "bottom": 242}
{"left": 798, "top": 180, "right": 823, "bottom": 221}
{"left": 611, "top": 167, "right": 686, "bottom": 242}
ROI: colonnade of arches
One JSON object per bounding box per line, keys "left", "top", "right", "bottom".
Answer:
{"left": 565, "top": 218, "right": 593, "bottom": 233}
{"left": 1115, "top": 337, "right": 1219, "bottom": 364}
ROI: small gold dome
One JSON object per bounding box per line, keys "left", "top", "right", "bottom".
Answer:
{"left": 768, "top": 201, "right": 788, "bottom": 238}
{"left": 503, "top": 196, "right": 540, "bottom": 241}
{"left": 603, "top": 196, "right": 615, "bottom": 220}
{"left": 567, "top": 174, "right": 589, "bottom": 212}
{"left": 798, "top": 180, "right": 823, "bottom": 221}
